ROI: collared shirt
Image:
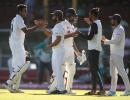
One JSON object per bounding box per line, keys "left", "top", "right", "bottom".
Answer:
{"left": 9, "top": 14, "right": 26, "bottom": 44}
{"left": 51, "top": 21, "right": 65, "bottom": 51}
{"left": 104, "top": 24, "right": 125, "bottom": 57}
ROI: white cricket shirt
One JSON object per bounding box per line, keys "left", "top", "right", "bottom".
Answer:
{"left": 62, "top": 19, "right": 77, "bottom": 47}
{"left": 9, "top": 14, "right": 26, "bottom": 44}
{"left": 104, "top": 24, "right": 125, "bottom": 57}
{"left": 51, "top": 21, "right": 65, "bottom": 51}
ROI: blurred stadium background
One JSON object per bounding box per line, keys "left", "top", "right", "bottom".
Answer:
{"left": 0, "top": 0, "right": 130, "bottom": 90}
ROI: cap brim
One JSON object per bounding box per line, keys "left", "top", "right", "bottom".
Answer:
{"left": 72, "top": 14, "right": 78, "bottom": 17}
{"left": 109, "top": 16, "right": 113, "bottom": 19}
{"left": 50, "top": 13, "right": 54, "bottom": 15}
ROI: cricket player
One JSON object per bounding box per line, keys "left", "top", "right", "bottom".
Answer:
{"left": 62, "top": 8, "right": 79, "bottom": 94}
{"left": 102, "top": 14, "right": 130, "bottom": 96}
{"left": 47, "top": 8, "right": 81, "bottom": 94}
{"left": 4, "top": 4, "right": 40, "bottom": 93}
{"left": 37, "top": 10, "right": 67, "bottom": 94}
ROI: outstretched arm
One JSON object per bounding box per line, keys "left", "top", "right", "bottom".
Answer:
{"left": 102, "top": 29, "right": 123, "bottom": 45}
{"left": 21, "top": 26, "right": 38, "bottom": 34}
{"left": 34, "top": 19, "right": 52, "bottom": 37}
{"left": 64, "top": 31, "right": 80, "bottom": 39}
{"left": 79, "top": 23, "right": 98, "bottom": 40}
{"left": 42, "top": 27, "right": 52, "bottom": 37}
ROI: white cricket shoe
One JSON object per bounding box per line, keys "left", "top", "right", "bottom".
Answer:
{"left": 106, "top": 91, "right": 116, "bottom": 96}
{"left": 3, "top": 83, "right": 15, "bottom": 93}
{"left": 10, "top": 89, "right": 24, "bottom": 93}
{"left": 47, "top": 88, "right": 57, "bottom": 94}
{"left": 121, "top": 90, "right": 130, "bottom": 96}
{"left": 67, "top": 90, "right": 76, "bottom": 95}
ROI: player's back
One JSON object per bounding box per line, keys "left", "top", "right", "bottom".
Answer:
{"left": 52, "top": 21, "right": 65, "bottom": 51}
{"left": 9, "top": 14, "right": 26, "bottom": 44}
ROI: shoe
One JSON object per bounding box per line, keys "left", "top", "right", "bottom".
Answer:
{"left": 61, "top": 90, "right": 67, "bottom": 94}
{"left": 3, "top": 83, "right": 15, "bottom": 93}
{"left": 11, "top": 89, "right": 24, "bottom": 93}
{"left": 121, "top": 90, "right": 130, "bottom": 96}
{"left": 49, "top": 90, "right": 67, "bottom": 94}
{"left": 84, "top": 90, "right": 96, "bottom": 95}
{"left": 67, "top": 90, "right": 76, "bottom": 95}
{"left": 97, "top": 90, "right": 106, "bottom": 96}
{"left": 47, "top": 88, "right": 56, "bottom": 94}
{"left": 106, "top": 91, "right": 116, "bottom": 96}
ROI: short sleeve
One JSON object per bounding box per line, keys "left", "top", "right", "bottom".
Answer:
{"left": 16, "top": 17, "right": 26, "bottom": 29}
{"left": 114, "top": 28, "right": 123, "bottom": 36}
{"left": 54, "top": 25, "right": 64, "bottom": 36}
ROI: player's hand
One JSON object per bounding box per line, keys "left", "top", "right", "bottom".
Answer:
{"left": 101, "top": 40, "right": 104, "bottom": 44}
{"left": 46, "top": 44, "right": 52, "bottom": 50}
{"left": 84, "top": 17, "right": 91, "bottom": 25}
{"left": 101, "top": 35, "right": 107, "bottom": 44}
{"left": 102, "top": 35, "right": 106, "bottom": 41}
{"left": 71, "top": 31, "right": 79, "bottom": 37}
{"left": 71, "top": 31, "right": 80, "bottom": 37}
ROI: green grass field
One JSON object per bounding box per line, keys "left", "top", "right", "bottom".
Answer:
{"left": 0, "top": 89, "right": 130, "bottom": 100}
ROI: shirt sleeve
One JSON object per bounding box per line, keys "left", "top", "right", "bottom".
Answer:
{"left": 104, "top": 28, "right": 123, "bottom": 44}
{"left": 79, "top": 22, "right": 98, "bottom": 40}
{"left": 16, "top": 17, "right": 26, "bottom": 29}
{"left": 55, "top": 25, "right": 64, "bottom": 36}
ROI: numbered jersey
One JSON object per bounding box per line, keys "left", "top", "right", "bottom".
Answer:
{"left": 10, "top": 14, "right": 26, "bottom": 44}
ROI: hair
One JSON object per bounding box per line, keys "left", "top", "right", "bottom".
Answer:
{"left": 90, "top": 7, "right": 100, "bottom": 17}
{"left": 16, "top": 4, "right": 27, "bottom": 13}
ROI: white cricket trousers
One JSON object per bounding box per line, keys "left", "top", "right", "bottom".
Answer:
{"left": 64, "top": 47, "right": 76, "bottom": 91}
{"left": 52, "top": 49, "right": 65, "bottom": 91}
{"left": 110, "top": 54, "right": 130, "bottom": 92}
{"left": 9, "top": 41, "right": 26, "bottom": 69}
{"left": 9, "top": 41, "right": 26, "bottom": 89}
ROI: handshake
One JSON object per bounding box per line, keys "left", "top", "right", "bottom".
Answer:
{"left": 101, "top": 35, "right": 108, "bottom": 44}
{"left": 70, "top": 30, "right": 81, "bottom": 38}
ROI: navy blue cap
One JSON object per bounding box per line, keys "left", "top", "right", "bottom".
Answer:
{"left": 109, "top": 14, "right": 122, "bottom": 23}
{"left": 66, "top": 8, "right": 78, "bottom": 17}
{"left": 50, "top": 10, "right": 63, "bottom": 17}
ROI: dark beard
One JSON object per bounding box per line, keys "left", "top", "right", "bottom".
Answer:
{"left": 111, "top": 23, "right": 116, "bottom": 29}
{"left": 68, "top": 19, "right": 74, "bottom": 24}
{"left": 111, "top": 25, "right": 116, "bottom": 30}
{"left": 51, "top": 19, "right": 57, "bottom": 26}
{"left": 111, "top": 23, "right": 115, "bottom": 26}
